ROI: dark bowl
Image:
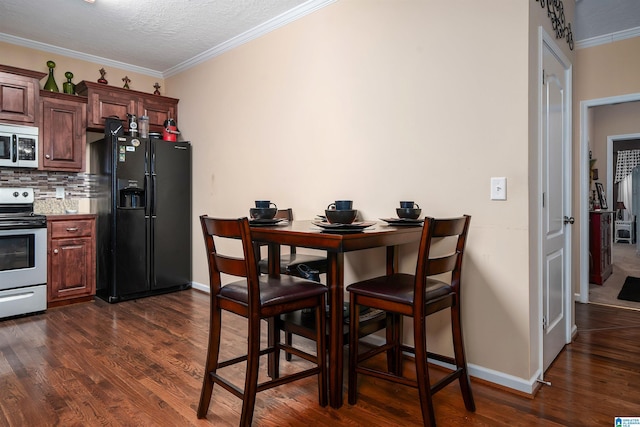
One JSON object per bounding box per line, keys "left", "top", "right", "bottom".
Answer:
{"left": 325, "top": 209, "right": 357, "bottom": 224}
{"left": 250, "top": 207, "right": 277, "bottom": 220}
{"left": 396, "top": 207, "right": 421, "bottom": 219}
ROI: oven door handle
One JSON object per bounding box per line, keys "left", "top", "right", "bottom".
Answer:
{"left": 12, "top": 134, "right": 17, "bottom": 163}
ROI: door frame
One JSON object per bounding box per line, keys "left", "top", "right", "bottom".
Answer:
{"left": 579, "top": 94, "right": 640, "bottom": 303}
{"left": 537, "top": 27, "right": 573, "bottom": 380}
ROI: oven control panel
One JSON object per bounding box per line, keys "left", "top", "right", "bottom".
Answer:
{"left": 0, "top": 187, "right": 34, "bottom": 204}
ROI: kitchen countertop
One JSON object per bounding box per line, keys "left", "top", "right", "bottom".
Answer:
{"left": 34, "top": 198, "right": 92, "bottom": 215}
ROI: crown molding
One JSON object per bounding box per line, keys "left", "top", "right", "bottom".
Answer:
{"left": 0, "top": 32, "right": 164, "bottom": 79}
{"left": 576, "top": 26, "right": 640, "bottom": 49}
{"left": 163, "top": 0, "right": 336, "bottom": 77}
{"left": 0, "top": 0, "right": 336, "bottom": 79}
{"left": 163, "top": 0, "right": 337, "bottom": 77}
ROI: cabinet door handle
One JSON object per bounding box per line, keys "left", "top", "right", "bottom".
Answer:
{"left": 45, "top": 154, "right": 50, "bottom": 159}
{"left": 53, "top": 249, "right": 59, "bottom": 254}
{"left": 66, "top": 227, "right": 79, "bottom": 232}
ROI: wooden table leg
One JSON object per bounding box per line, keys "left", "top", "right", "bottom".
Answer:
{"left": 386, "top": 246, "right": 403, "bottom": 374}
{"left": 326, "top": 251, "right": 344, "bottom": 408}
{"left": 267, "top": 243, "right": 281, "bottom": 378}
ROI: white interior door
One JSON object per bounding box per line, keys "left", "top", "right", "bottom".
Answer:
{"left": 541, "top": 31, "right": 572, "bottom": 372}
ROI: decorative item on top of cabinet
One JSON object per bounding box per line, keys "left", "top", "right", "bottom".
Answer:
{"left": 39, "top": 90, "right": 87, "bottom": 172}
{"left": 76, "top": 80, "right": 178, "bottom": 134}
{"left": 0, "top": 65, "right": 47, "bottom": 125}
{"left": 47, "top": 214, "right": 96, "bottom": 307}
{"left": 43, "top": 60, "right": 59, "bottom": 92}
{"left": 98, "top": 67, "right": 108, "bottom": 84}
{"left": 589, "top": 211, "right": 613, "bottom": 285}
{"left": 63, "top": 71, "right": 76, "bottom": 95}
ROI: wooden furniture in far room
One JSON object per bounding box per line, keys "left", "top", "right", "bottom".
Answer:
{"left": 39, "top": 91, "right": 87, "bottom": 172}
{"left": 614, "top": 219, "right": 635, "bottom": 244}
{"left": 76, "top": 80, "right": 178, "bottom": 134}
{"left": 0, "top": 65, "right": 46, "bottom": 125}
{"left": 589, "top": 211, "right": 613, "bottom": 285}
{"left": 47, "top": 214, "right": 96, "bottom": 307}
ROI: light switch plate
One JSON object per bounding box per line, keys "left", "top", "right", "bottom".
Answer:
{"left": 55, "top": 187, "right": 65, "bottom": 199}
{"left": 491, "top": 177, "right": 507, "bottom": 200}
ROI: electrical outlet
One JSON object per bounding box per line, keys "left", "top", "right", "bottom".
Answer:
{"left": 55, "top": 187, "right": 65, "bottom": 199}
{"left": 491, "top": 177, "right": 507, "bottom": 200}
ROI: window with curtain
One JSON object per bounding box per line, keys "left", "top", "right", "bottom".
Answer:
{"left": 615, "top": 149, "right": 640, "bottom": 221}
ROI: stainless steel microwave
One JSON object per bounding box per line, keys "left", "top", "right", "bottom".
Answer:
{"left": 0, "top": 123, "right": 39, "bottom": 168}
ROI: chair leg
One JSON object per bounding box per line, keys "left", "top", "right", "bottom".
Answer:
{"left": 451, "top": 302, "right": 476, "bottom": 412}
{"left": 239, "top": 315, "right": 261, "bottom": 427}
{"left": 348, "top": 297, "right": 359, "bottom": 405}
{"left": 285, "top": 332, "right": 293, "bottom": 361}
{"left": 316, "top": 295, "right": 328, "bottom": 407}
{"left": 414, "top": 315, "right": 437, "bottom": 427}
{"left": 197, "top": 305, "right": 222, "bottom": 418}
{"left": 386, "top": 313, "right": 403, "bottom": 375}
{"left": 268, "top": 317, "right": 281, "bottom": 379}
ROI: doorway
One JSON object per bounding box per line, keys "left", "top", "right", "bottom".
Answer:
{"left": 579, "top": 95, "right": 640, "bottom": 304}
{"left": 588, "top": 135, "right": 640, "bottom": 308}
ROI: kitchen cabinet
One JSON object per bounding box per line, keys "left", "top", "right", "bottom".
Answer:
{"left": 589, "top": 211, "right": 613, "bottom": 285}
{"left": 0, "top": 65, "right": 46, "bottom": 125}
{"left": 39, "top": 91, "right": 87, "bottom": 172}
{"left": 47, "top": 214, "right": 96, "bottom": 307}
{"left": 76, "top": 80, "right": 178, "bottom": 134}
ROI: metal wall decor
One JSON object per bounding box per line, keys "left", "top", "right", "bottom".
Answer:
{"left": 535, "top": 0, "right": 574, "bottom": 50}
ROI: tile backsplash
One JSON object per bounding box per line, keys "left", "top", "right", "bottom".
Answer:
{"left": 0, "top": 169, "right": 92, "bottom": 199}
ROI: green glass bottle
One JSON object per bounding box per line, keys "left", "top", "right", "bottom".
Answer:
{"left": 43, "top": 60, "right": 59, "bottom": 92}
{"left": 63, "top": 71, "right": 75, "bottom": 95}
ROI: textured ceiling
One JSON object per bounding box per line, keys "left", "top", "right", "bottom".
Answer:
{"left": 0, "top": 0, "right": 317, "bottom": 76}
{"left": 574, "top": 0, "right": 640, "bottom": 41}
{"left": 0, "top": 0, "right": 638, "bottom": 78}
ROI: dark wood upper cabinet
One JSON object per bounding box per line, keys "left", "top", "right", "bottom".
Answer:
{"left": 0, "top": 65, "right": 47, "bottom": 125}
{"left": 39, "top": 91, "right": 87, "bottom": 172}
{"left": 76, "top": 80, "right": 178, "bottom": 134}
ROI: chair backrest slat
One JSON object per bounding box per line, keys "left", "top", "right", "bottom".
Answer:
{"left": 415, "top": 215, "right": 471, "bottom": 303}
{"left": 200, "top": 215, "right": 260, "bottom": 308}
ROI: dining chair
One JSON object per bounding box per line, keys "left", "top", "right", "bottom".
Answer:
{"left": 256, "top": 208, "right": 328, "bottom": 277}
{"left": 347, "top": 215, "right": 474, "bottom": 427}
{"left": 197, "top": 215, "right": 328, "bottom": 427}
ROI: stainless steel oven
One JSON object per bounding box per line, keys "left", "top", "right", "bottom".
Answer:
{"left": 0, "top": 188, "right": 47, "bottom": 319}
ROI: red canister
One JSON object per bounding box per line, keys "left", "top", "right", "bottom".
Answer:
{"left": 162, "top": 119, "right": 180, "bottom": 141}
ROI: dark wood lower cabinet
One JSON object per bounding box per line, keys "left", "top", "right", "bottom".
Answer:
{"left": 47, "top": 214, "right": 96, "bottom": 307}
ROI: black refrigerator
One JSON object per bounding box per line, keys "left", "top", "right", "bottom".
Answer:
{"left": 91, "top": 117, "right": 192, "bottom": 303}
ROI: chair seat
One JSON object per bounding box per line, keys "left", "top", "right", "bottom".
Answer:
{"left": 346, "top": 273, "right": 453, "bottom": 306}
{"left": 221, "top": 275, "right": 327, "bottom": 307}
{"left": 258, "top": 253, "right": 328, "bottom": 275}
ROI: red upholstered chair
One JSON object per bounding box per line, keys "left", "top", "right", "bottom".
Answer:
{"left": 347, "top": 215, "right": 474, "bottom": 427}
{"left": 197, "top": 215, "right": 327, "bottom": 426}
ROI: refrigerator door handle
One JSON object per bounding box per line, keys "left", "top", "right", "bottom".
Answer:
{"left": 151, "top": 174, "right": 157, "bottom": 217}
{"left": 144, "top": 173, "right": 151, "bottom": 217}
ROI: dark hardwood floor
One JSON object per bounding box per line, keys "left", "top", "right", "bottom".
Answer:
{"left": 1, "top": 289, "right": 640, "bottom": 426}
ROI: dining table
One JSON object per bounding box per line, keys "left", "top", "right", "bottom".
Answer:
{"left": 250, "top": 219, "right": 424, "bottom": 408}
